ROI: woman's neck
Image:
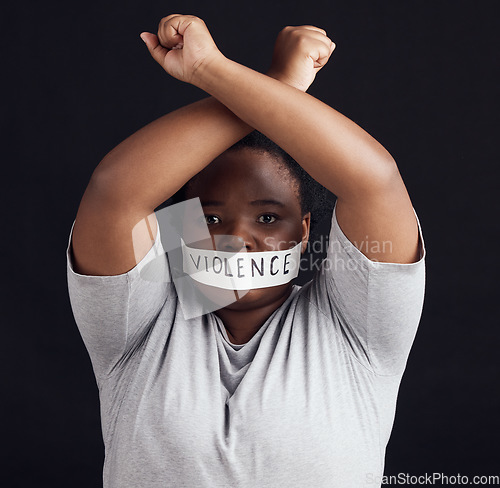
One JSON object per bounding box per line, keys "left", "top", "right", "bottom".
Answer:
{"left": 214, "top": 285, "right": 294, "bottom": 345}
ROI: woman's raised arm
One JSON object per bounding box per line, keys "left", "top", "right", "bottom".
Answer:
{"left": 70, "top": 16, "right": 329, "bottom": 276}
{"left": 163, "top": 15, "right": 421, "bottom": 265}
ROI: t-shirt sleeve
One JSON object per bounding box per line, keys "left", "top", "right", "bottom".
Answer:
{"left": 307, "top": 201, "right": 426, "bottom": 376}
{"left": 66, "top": 217, "right": 172, "bottom": 386}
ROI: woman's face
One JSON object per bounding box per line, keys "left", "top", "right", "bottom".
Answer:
{"left": 183, "top": 147, "right": 310, "bottom": 311}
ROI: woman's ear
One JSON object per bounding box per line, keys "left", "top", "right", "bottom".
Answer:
{"left": 301, "top": 212, "right": 311, "bottom": 254}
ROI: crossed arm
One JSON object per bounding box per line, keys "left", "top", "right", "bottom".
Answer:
{"left": 71, "top": 15, "right": 420, "bottom": 278}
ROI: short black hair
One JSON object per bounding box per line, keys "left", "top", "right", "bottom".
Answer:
{"left": 158, "top": 130, "right": 335, "bottom": 239}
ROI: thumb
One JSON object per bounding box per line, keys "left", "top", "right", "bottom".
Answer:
{"left": 140, "top": 32, "right": 169, "bottom": 64}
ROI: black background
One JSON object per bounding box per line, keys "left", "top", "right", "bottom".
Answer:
{"left": 4, "top": 0, "right": 499, "bottom": 486}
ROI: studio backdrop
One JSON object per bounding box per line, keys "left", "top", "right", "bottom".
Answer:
{"left": 3, "top": 0, "right": 499, "bottom": 486}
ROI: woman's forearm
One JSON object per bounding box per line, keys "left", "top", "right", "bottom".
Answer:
{"left": 93, "top": 96, "right": 253, "bottom": 211}
{"left": 91, "top": 23, "right": 336, "bottom": 213}
{"left": 193, "top": 56, "right": 399, "bottom": 201}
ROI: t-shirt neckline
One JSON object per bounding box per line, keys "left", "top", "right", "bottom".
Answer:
{"left": 214, "top": 284, "right": 301, "bottom": 349}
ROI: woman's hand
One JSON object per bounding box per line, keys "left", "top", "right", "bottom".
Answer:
{"left": 267, "top": 26, "right": 336, "bottom": 92}
{"left": 140, "top": 15, "right": 334, "bottom": 92}
{"left": 140, "top": 14, "right": 223, "bottom": 84}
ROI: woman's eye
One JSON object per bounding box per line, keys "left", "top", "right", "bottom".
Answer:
{"left": 205, "top": 215, "right": 221, "bottom": 225}
{"left": 258, "top": 214, "right": 277, "bottom": 224}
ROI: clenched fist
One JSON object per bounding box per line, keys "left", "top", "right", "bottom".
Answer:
{"left": 140, "top": 15, "right": 335, "bottom": 92}
{"left": 140, "top": 14, "right": 223, "bottom": 84}
{"left": 267, "top": 26, "right": 336, "bottom": 92}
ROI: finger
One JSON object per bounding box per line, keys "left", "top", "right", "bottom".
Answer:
{"left": 295, "top": 31, "right": 335, "bottom": 60}
{"left": 308, "top": 33, "right": 335, "bottom": 54}
{"left": 296, "top": 29, "right": 332, "bottom": 45}
{"left": 285, "top": 28, "right": 333, "bottom": 52}
{"left": 313, "top": 39, "right": 336, "bottom": 69}
{"left": 159, "top": 13, "right": 184, "bottom": 32}
{"left": 314, "top": 48, "right": 335, "bottom": 69}
{"left": 158, "top": 14, "right": 185, "bottom": 48}
{"left": 297, "top": 25, "right": 327, "bottom": 36}
{"left": 139, "top": 32, "right": 169, "bottom": 63}
{"left": 161, "top": 13, "right": 184, "bottom": 22}
{"left": 283, "top": 25, "right": 327, "bottom": 37}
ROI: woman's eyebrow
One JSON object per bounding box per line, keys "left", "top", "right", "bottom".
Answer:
{"left": 200, "top": 199, "right": 285, "bottom": 207}
{"left": 200, "top": 200, "right": 224, "bottom": 207}
{"left": 250, "top": 199, "right": 285, "bottom": 207}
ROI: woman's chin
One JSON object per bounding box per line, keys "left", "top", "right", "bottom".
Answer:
{"left": 192, "top": 281, "right": 290, "bottom": 311}
{"left": 192, "top": 281, "right": 254, "bottom": 307}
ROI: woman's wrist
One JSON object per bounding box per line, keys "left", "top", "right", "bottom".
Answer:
{"left": 191, "top": 52, "right": 230, "bottom": 91}
{"left": 192, "top": 53, "right": 306, "bottom": 95}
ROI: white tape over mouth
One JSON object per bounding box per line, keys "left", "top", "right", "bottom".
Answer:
{"left": 180, "top": 238, "right": 302, "bottom": 290}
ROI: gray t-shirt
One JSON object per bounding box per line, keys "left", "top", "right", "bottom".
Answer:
{"left": 66, "top": 202, "right": 426, "bottom": 488}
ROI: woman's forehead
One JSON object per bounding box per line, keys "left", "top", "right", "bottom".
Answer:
{"left": 187, "top": 148, "right": 300, "bottom": 203}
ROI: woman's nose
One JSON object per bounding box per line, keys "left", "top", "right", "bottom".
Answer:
{"left": 215, "top": 221, "right": 255, "bottom": 252}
